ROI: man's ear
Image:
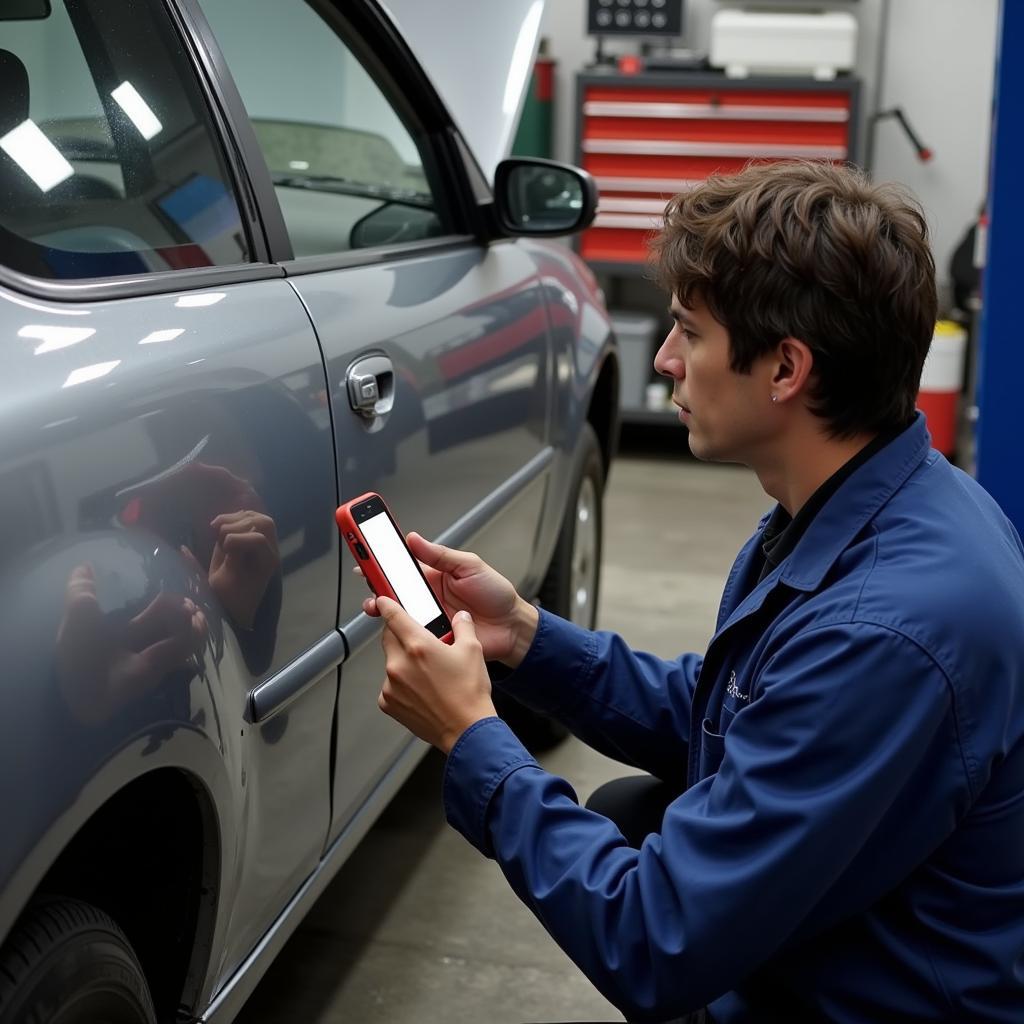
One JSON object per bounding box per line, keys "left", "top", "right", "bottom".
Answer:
{"left": 772, "top": 337, "right": 814, "bottom": 402}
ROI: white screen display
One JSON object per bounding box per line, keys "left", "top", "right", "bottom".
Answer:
{"left": 361, "top": 511, "right": 443, "bottom": 627}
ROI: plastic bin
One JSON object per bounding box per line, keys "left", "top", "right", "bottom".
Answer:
{"left": 611, "top": 311, "right": 659, "bottom": 411}
{"left": 918, "top": 320, "right": 967, "bottom": 457}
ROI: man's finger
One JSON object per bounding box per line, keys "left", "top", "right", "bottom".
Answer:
{"left": 406, "top": 533, "right": 476, "bottom": 576}
{"left": 376, "top": 596, "right": 422, "bottom": 642}
{"left": 210, "top": 510, "right": 251, "bottom": 528}
{"left": 126, "top": 593, "right": 192, "bottom": 649}
{"left": 64, "top": 564, "right": 99, "bottom": 609}
{"left": 451, "top": 608, "right": 478, "bottom": 646}
{"left": 222, "top": 531, "right": 274, "bottom": 554}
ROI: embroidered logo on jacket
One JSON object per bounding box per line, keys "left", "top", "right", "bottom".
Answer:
{"left": 725, "top": 671, "right": 750, "bottom": 702}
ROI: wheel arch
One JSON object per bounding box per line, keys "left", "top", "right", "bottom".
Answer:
{"left": 586, "top": 351, "right": 620, "bottom": 481}
{"left": 1, "top": 752, "right": 229, "bottom": 1022}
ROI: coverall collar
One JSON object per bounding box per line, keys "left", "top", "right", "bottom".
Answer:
{"left": 777, "top": 412, "right": 932, "bottom": 592}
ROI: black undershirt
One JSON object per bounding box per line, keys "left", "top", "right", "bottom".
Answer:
{"left": 756, "top": 422, "right": 911, "bottom": 584}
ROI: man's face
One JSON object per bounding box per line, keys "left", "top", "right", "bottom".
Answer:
{"left": 653, "top": 294, "right": 777, "bottom": 464}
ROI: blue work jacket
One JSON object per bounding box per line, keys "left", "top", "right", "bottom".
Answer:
{"left": 444, "top": 415, "right": 1024, "bottom": 1022}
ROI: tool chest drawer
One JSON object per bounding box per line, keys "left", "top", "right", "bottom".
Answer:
{"left": 576, "top": 72, "right": 861, "bottom": 268}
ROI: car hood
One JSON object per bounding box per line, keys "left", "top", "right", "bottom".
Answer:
{"left": 378, "top": 0, "right": 545, "bottom": 182}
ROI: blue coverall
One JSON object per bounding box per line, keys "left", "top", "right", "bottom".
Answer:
{"left": 444, "top": 414, "right": 1024, "bottom": 1022}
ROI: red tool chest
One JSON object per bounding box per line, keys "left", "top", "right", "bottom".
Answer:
{"left": 576, "top": 71, "right": 862, "bottom": 269}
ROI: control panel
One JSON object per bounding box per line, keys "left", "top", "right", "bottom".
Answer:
{"left": 587, "top": 0, "right": 684, "bottom": 37}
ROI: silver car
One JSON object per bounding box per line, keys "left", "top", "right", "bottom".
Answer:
{"left": 0, "top": 1, "right": 618, "bottom": 1021}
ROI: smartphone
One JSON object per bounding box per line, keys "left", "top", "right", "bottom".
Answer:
{"left": 335, "top": 492, "right": 453, "bottom": 643}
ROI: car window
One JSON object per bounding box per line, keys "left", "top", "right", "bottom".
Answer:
{"left": 0, "top": 0, "right": 249, "bottom": 281}
{"left": 199, "top": 0, "right": 448, "bottom": 258}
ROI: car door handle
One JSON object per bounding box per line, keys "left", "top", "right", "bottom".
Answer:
{"left": 345, "top": 354, "right": 394, "bottom": 419}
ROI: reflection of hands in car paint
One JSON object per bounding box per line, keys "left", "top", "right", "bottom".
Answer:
{"left": 124, "top": 461, "right": 282, "bottom": 645}
{"left": 56, "top": 564, "right": 207, "bottom": 726}
{"left": 205, "top": 510, "right": 280, "bottom": 630}
{"left": 122, "top": 461, "right": 264, "bottom": 565}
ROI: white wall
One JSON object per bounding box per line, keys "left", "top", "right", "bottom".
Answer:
{"left": 538, "top": 0, "right": 998, "bottom": 292}
{"left": 870, "top": 0, "right": 998, "bottom": 285}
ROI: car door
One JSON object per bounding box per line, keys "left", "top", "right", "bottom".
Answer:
{"left": 195, "top": 0, "right": 555, "bottom": 836}
{"left": 0, "top": 0, "right": 340, "bottom": 996}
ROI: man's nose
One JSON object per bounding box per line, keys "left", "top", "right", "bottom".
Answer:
{"left": 653, "top": 336, "right": 682, "bottom": 379}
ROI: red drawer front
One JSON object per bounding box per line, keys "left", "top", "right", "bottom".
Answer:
{"left": 584, "top": 152, "right": 814, "bottom": 179}
{"left": 581, "top": 225, "right": 658, "bottom": 264}
{"left": 583, "top": 86, "right": 852, "bottom": 110}
{"left": 585, "top": 116, "right": 847, "bottom": 147}
{"left": 579, "top": 84, "right": 853, "bottom": 265}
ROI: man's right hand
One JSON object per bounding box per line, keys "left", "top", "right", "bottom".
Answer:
{"left": 360, "top": 533, "right": 539, "bottom": 669}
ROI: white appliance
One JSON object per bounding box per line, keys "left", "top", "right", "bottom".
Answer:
{"left": 709, "top": 10, "right": 858, "bottom": 81}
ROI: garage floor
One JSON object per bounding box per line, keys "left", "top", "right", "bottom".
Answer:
{"left": 234, "top": 432, "right": 768, "bottom": 1024}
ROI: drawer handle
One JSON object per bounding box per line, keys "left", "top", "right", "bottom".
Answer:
{"left": 584, "top": 139, "right": 848, "bottom": 160}
{"left": 592, "top": 213, "right": 664, "bottom": 229}
{"left": 584, "top": 101, "right": 849, "bottom": 123}
{"left": 596, "top": 176, "right": 702, "bottom": 194}
{"left": 599, "top": 198, "right": 670, "bottom": 214}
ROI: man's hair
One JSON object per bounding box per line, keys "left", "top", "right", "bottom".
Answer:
{"left": 650, "top": 161, "right": 937, "bottom": 437}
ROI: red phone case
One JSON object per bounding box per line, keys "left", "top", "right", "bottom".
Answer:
{"left": 335, "top": 492, "right": 453, "bottom": 643}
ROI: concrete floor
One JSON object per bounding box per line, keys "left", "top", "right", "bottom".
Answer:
{"left": 234, "top": 432, "right": 768, "bottom": 1024}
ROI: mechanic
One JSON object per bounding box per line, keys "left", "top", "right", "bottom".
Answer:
{"left": 364, "top": 161, "right": 1024, "bottom": 1022}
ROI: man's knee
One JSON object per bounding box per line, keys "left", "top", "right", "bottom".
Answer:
{"left": 586, "top": 775, "right": 681, "bottom": 848}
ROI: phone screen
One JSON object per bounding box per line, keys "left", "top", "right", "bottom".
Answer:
{"left": 361, "top": 510, "right": 444, "bottom": 628}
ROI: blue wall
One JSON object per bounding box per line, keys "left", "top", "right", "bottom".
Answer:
{"left": 976, "top": 0, "right": 1024, "bottom": 535}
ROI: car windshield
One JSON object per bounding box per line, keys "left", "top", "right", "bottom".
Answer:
{"left": 269, "top": 171, "right": 433, "bottom": 209}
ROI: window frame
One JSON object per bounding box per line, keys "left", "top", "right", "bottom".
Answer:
{"left": 0, "top": 0, "right": 275, "bottom": 301}
{"left": 0, "top": 0, "right": 496, "bottom": 302}
{"left": 180, "top": 0, "right": 489, "bottom": 276}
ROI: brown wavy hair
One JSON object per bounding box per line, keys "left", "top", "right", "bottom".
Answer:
{"left": 650, "top": 161, "right": 937, "bottom": 437}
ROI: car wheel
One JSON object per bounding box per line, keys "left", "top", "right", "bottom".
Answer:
{"left": 0, "top": 897, "right": 157, "bottom": 1024}
{"left": 496, "top": 423, "right": 605, "bottom": 752}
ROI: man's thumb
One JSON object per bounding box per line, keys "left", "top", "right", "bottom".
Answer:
{"left": 452, "top": 608, "right": 476, "bottom": 643}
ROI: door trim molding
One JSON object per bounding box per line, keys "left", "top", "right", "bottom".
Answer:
{"left": 249, "top": 445, "right": 554, "bottom": 721}
{"left": 249, "top": 631, "right": 346, "bottom": 723}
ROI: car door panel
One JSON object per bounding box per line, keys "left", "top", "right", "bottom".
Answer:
{"left": 285, "top": 242, "right": 551, "bottom": 836}
{"left": 0, "top": 278, "right": 339, "bottom": 994}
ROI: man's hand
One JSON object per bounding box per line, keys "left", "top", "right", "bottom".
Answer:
{"left": 361, "top": 534, "right": 539, "bottom": 668}
{"left": 377, "top": 598, "right": 496, "bottom": 754}
{"left": 207, "top": 510, "right": 280, "bottom": 628}
{"left": 56, "top": 564, "right": 207, "bottom": 726}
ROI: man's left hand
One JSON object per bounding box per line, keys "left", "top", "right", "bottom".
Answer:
{"left": 377, "top": 598, "right": 496, "bottom": 755}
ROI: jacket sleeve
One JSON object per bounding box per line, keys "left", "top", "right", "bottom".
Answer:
{"left": 444, "top": 621, "right": 966, "bottom": 1020}
{"left": 496, "top": 608, "right": 702, "bottom": 782}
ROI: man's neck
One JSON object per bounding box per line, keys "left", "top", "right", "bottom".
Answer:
{"left": 754, "top": 427, "right": 879, "bottom": 517}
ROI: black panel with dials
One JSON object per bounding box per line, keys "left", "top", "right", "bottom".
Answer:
{"left": 587, "top": 0, "right": 684, "bottom": 37}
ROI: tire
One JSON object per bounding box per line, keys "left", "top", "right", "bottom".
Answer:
{"left": 496, "top": 423, "right": 605, "bottom": 752}
{"left": 0, "top": 897, "right": 157, "bottom": 1024}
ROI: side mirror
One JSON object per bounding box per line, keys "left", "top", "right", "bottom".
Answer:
{"left": 493, "top": 157, "right": 598, "bottom": 238}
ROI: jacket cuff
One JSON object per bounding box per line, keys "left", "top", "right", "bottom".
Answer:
{"left": 443, "top": 716, "right": 537, "bottom": 856}
{"left": 494, "top": 609, "right": 600, "bottom": 716}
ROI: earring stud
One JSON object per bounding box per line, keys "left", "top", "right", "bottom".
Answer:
{"left": 771, "top": 394, "right": 778, "bottom": 403}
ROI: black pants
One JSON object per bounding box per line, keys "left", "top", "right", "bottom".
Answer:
{"left": 581, "top": 775, "right": 712, "bottom": 1024}
{"left": 585, "top": 774, "right": 683, "bottom": 848}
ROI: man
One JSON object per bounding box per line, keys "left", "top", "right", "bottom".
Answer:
{"left": 364, "top": 162, "right": 1024, "bottom": 1022}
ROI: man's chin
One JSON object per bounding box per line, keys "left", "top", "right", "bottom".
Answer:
{"left": 687, "top": 432, "right": 728, "bottom": 464}
{"left": 686, "top": 431, "right": 711, "bottom": 461}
